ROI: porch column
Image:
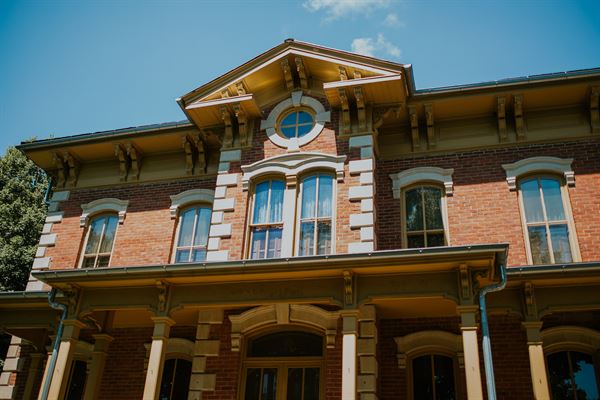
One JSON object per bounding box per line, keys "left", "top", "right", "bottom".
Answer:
{"left": 37, "top": 344, "right": 53, "bottom": 400}
{"left": 523, "top": 322, "right": 550, "bottom": 400}
{"left": 22, "top": 353, "right": 43, "bottom": 400}
{"left": 83, "top": 333, "right": 113, "bottom": 400}
{"left": 342, "top": 314, "right": 358, "bottom": 400}
{"left": 143, "top": 316, "right": 175, "bottom": 400}
{"left": 47, "top": 319, "right": 86, "bottom": 400}
{"left": 458, "top": 306, "right": 483, "bottom": 400}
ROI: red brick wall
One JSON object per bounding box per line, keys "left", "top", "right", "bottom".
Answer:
{"left": 47, "top": 178, "right": 215, "bottom": 270}
{"left": 376, "top": 139, "right": 600, "bottom": 266}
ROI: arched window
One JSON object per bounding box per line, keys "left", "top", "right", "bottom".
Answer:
{"left": 546, "top": 351, "right": 599, "bottom": 399}
{"left": 81, "top": 214, "right": 118, "bottom": 268}
{"left": 518, "top": 176, "right": 576, "bottom": 264}
{"left": 279, "top": 109, "right": 315, "bottom": 139}
{"left": 249, "top": 179, "right": 285, "bottom": 259}
{"left": 159, "top": 358, "right": 192, "bottom": 400}
{"left": 298, "top": 174, "right": 334, "bottom": 256}
{"left": 173, "top": 205, "right": 212, "bottom": 263}
{"left": 403, "top": 185, "right": 446, "bottom": 248}
{"left": 242, "top": 331, "right": 324, "bottom": 400}
{"left": 412, "top": 354, "right": 456, "bottom": 400}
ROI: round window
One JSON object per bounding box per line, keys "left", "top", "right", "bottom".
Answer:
{"left": 278, "top": 110, "right": 315, "bottom": 139}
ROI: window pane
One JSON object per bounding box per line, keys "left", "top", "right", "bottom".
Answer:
{"left": 297, "top": 111, "right": 313, "bottom": 124}
{"left": 267, "top": 228, "right": 282, "bottom": 259}
{"left": 549, "top": 224, "right": 573, "bottom": 264}
{"left": 251, "top": 229, "right": 266, "bottom": 259}
{"left": 175, "top": 249, "right": 190, "bottom": 263}
{"left": 99, "top": 216, "right": 118, "bottom": 253}
{"left": 171, "top": 359, "right": 192, "bottom": 400}
{"left": 269, "top": 181, "right": 285, "bottom": 223}
{"left": 570, "top": 352, "right": 599, "bottom": 400}
{"left": 427, "top": 233, "right": 445, "bottom": 247}
{"left": 82, "top": 256, "right": 96, "bottom": 269}
{"left": 541, "top": 178, "right": 566, "bottom": 221}
{"left": 297, "top": 124, "right": 312, "bottom": 137}
{"left": 407, "top": 234, "right": 425, "bottom": 249}
{"left": 244, "top": 369, "right": 261, "bottom": 400}
{"left": 261, "top": 368, "right": 277, "bottom": 400}
{"left": 433, "top": 355, "right": 456, "bottom": 400}
{"left": 287, "top": 368, "right": 303, "bottom": 400}
{"left": 85, "top": 217, "right": 105, "bottom": 254}
{"left": 304, "top": 368, "right": 320, "bottom": 400}
{"left": 317, "top": 176, "right": 333, "bottom": 218}
{"left": 96, "top": 255, "right": 110, "bottom": 268}
{"left": 521, "top": 179, "right": 544, "bottom": 223}
{"left": 423, "top": 188, "right": 443, "bottom": 230}
{"left": 281, "top": 127, "right": 296, "bottom": 138}
{"left": 192, "top": 249, "right": 207, "bottom": 262}
{"left": 248, "top": 332, "right": 323, "bottom": 357}
{"left": 528, "top": 226, "right": 551, "bottom": 264}
{"left": 193, "top": 208, "right": 211, "bottom": 247}
{"left": 66, "top": 360, "right": 88, "bottom": 400}
{"left": 405, "top": 188, "right": 424, "bottom": 231}
{"left": 317, "top": 221, "right": 332, "bottom": 255}
{"left": 548, "top": 352, "right": 573, "bottom": 400}
{"left": 177, "top": 208, "right": 195, "bottom": 247}
{"left": 253, "top": 182, "right": 270, "bottom": 224}
{"left": 302, "top": 176, "right": 317, "bottom": 219}
{"left": 159, "top": 359, "right": 175, "bottom": 400}
{"left": 299, "top": 221, "right": 315, "bottom": 256}
{"left": 281, "top": 112, "right": 297, "bottom": 126}
{"left": 413, "top": 355, "right": 434, "bottom": 400}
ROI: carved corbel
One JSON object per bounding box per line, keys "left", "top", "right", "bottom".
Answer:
{"left": 280, "top": 59, "right": 294, "bottom": 90}
{"left": 295, "top": 57, "right": 308, "bottom": 89}
{"left": 354, "top": 87, "right": 366, "bottom": 132}
{"left": 236, "top": 82, "right": 247, "bottom": 96}
{"left": 125, "top": 143, "right": 141, "bottom": 181}
{"left": 523, "top": 281, "right": 537, "bottom": 319}
{"left": 182, "top": 134, "right": 205, "bottom": 175}
{"left": 285, "top": 174, "right": 297, "bottom": 188}
{"left": 424, "top": 103, "right": 435, "bottom": 148}
{"left": 353, "top": 70, "right": 362, "bottom": 79}
{"left": 497, "top": 96, "right": 508, "bottom": 142}
{"left": 343, "top": 270, "right": 353, "bottom": 305}
{"left": 51, "top": 152, "right": 67, "bottom": 187}
{"left": 407, "top": 105, "right": 420, "bottom": 151}
{"left": 339, "top": 66, "right": 348, "bottom": 81}
{"left": 233, "top": 103, "right": 249, "bottom": 147}
{"left": 514, "top": 94, "right": 526, "bottom": 140}
{"left": 591, "top": 86, "right": 599, "bottom": 134}
{"left": 63, "top": 152, "right": 79, "bottom": 186}
{"left": 182, "top": 136, "right": 194, "bottom": 175}
{"left": 221, "top": 106, "right": 233, "bottom": 149}
{"left": 458, "top": 264, "right": 473, "bottom": 303}
{"left": 62, "top": 284, "right": 81, "bottom": 318}
{"left": 114, "top": 144, "right": 129, "bottom": 182}
{"left": 338, "top": 88, "right": 351, "bottom": 135}
{"left": 156, "top": 280, "right": 169, "bottom": 314}
{"left": 220, "top": 89, "right": 230, "bottom": 99}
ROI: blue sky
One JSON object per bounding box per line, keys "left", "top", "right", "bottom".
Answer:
{"left": 1, "top": 0, "right": 599, "bottom": 153}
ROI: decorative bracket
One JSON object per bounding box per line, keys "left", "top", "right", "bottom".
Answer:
{"left": 497, "top": 96, "right": 508, "bottom": 142}
{"left": 338, "top": 88, "right": 351, "bottom": 135}
{"left": 280, "top": 59, "right": 294, "bottom": 90}
{"left": 339, "top": 66, "right": 348, "bottom": 81}
{"left": 295, "top": 57, "right": 308, "bottom": 89}
{"left": 354, "top": 87, "right": 366, "bottom": 132}
{"left": 220, "top": 106, "right": 233, "bottom": 149}
{"left": 591, "top": 86, "right": 599, "bottom": 134}
{"left": 236, "top": 82, "right": 247, "bottom": 96}
{"left": 51, "top": 151, "right": 79, "bottom": 187}
{"left": 62, "top": 284, "right": 81, "bottom": 318}
{"left": 407, "top": 105, "right": 420, "bottom": 151}
{"left": 523, "top": 281, "right": 537, "bottom": 319}
{"left": 514, "top": 94, "right": 526, "bottom": 140}
{"left": 156, "top": 280, "right": 169, "bottom": 314}
{"left": 343, "top": 270, "right": 354, "bottom": 306}
{"left": 424, "top": 103, "right": 435, "bottom": 148}
{"left": 182, "top": 134, "right": 206, "bottom": 175}
{"left": 126, "top": 143, "right": 141, "bottom": 181}
{"left": 233, "top": 103, "right": 250, "bottom": 147}
{"left": 114, "top": 144, "right": 129, "bottom": 182}
{"left": 458, "top": 264, "right": 473, "bottom": 303}
{"left": 114, "top": 143, "right": 142, "bottom": 181}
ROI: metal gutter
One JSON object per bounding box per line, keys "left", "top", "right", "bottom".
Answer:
{"left": 507, "top": 261, "right": 600, "bottom": 277}
{"left": 32, "top": 244, "right": 508, "bottom": 284}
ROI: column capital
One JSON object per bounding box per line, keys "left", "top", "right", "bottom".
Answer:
{"left": 92, "top": 333, "right": 114, "bottom": 353}
{"left": 61, "top": 319, "right": 86, "bottom": 340}
{"left": 341, "top": 313, "right": 359, "bottom": 335}
{"left": 457, "top": 306, "right": 479, "bottom": 329}
{"left": 522, "top": 321, "right": 544, "bottom": 344}
{"left": 151, "top": 316, "right": 175, "bottom": 339}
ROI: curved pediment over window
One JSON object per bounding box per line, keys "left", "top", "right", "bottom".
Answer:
{"left": 502, "top": 156, "right": 575, "bottom": 190}
{"left": 241, "top": 152, "right": 346, "bottom": 190}
{"left": 390, "top": 166, "right": 454, "bottom": 198}
{"left": 80, "top": 198, "right": 129, "bottom": 227}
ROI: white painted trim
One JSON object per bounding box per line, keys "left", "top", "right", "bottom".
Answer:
{"left": 541, "top": 326, "right": 600, "bottom": 354}
{"left": 261, "top": 91, "right": 330, "bottom": 149}
{"left": 394, "top": 330, "right": 463, "bottom": 369}
{"left": 241, "top": 152, "right": 346, "bottom": 190}
{"left": 80, "top": 198, "right": 129, "bottom": 227}
{"left": 390, "top": 167, "right": 455, "bottom": 198}
{"left": 502, "top": 156, "right": 575, "bottom": 190}
{"left": 169, "top": 189, "right": 215, "bottom": 219}
{"left": 186, "top": 94, "right": 254, "bottom": 110}
{"left": 323, "top": 74, "right": 402, "bottom": 89}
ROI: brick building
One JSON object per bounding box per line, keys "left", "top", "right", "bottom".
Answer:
{"left": 1, "top": 40, "right": 599, "bottom": 399}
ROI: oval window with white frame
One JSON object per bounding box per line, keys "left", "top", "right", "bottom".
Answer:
{"left": 260, "top": 91, "right": 330, "bottom": 151}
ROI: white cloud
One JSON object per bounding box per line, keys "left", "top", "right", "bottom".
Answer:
{"left": 383, "top": 13, "right": 404, "bottom": 27}
{"left": 303, "top": 0, "right": 391, "bottom": 21}
{"left": 351, "top": 34, "right": 401, "bottom": 59}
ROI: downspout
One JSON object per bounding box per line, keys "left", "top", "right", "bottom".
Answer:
{"left": 478, "top": 263, "right": 507, "bottom": 400}
{"left": 43, "top": 176, "right": 53, "bottom": 206}
{"left": 40, "top": 288, "right": 67, "bottom": 400}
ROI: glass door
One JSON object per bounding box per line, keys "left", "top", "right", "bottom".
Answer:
{"left": 243, "top": 365, "right": 321, "bottom": 400}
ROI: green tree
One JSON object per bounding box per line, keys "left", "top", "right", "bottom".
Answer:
{"left": 0, "top": 147, "right": 48, "bottom": 291}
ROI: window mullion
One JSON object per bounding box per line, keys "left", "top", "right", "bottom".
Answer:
{"left": 431, "top": 355, "right": 436, "bottom": 400}
{"left": 537, "top": 178, "right": 555, "bottom": 263}
{"left": 421, "top": 190, "right": 428, "bottom": 247}
{"left": 313, "top": 176, "right": 320, "bottom": 255}
{"left": 188, "top": 209, "right": 199, "bottom": 262}
{"left": 94, "top": 218, "right": 108, "bottom": 268}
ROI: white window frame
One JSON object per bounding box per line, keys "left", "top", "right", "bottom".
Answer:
{"left": 171, "top": 204, "right": 213, "bottom": 264}
{"left": 401, "top": 184, "right": 449, "bottom": 248}
{"left": 78, "top": 213, "right": 120, "bottom": 269}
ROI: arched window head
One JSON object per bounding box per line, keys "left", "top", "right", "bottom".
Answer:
{"left": 80, "top": 214, "right": 118, "bottom": 268}
{"left": 173, "top": 205, "right": 212, "bottom": 263}
{"left": 298, "top": 173, "right": 334, "bottom": 256}
{"left": 249, "top": 179, "right": 285, "bottom": 259}
{"left": 404, "top": 185, "right": 446, "bottom": 248}
{"left": 502, "top": 156, "right": 575, "bottom": 191}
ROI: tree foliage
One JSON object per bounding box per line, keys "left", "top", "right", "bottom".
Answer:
{"left": 0, "top": 147, "right": 48, "bottom": 291}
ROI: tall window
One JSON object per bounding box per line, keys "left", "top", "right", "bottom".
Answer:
{"left": 159, "top": 358, "right": 192, "bottom": 400}
{"left": 298, "top": 174, "right": 333, "bottom": 256}
{"left": 519, "top": 176, "right": 574, "bottom": 264}
{"left": 404, "top": 186, "right": 446, "bottom": 248}
{"left": 65, "top": 360, "right": 88, "bottom": 400}
{"left": 174, "top": 205, "right": 211, "bottom": 263}
{"left": 547, "top": 351, "right": 599, "bottom": 400}
{"left": 81, "top": 215, "right": 118, "bottom": 268}
{"left": 250, "top": 180, "right": 284, "bottom": 259}
{"left": 412, "top": 354, "right": 456, "bottom": 400}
